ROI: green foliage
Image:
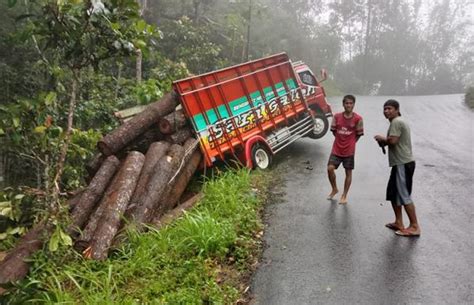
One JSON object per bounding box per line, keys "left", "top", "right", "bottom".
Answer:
{"left": 465, "top": 87, "right": 474, "bottom": 108}
{"left": 1, "top": 169, "right": 268, "bottom": 304}
{"left": 0, "top": 188, "right": 31, "bottom": 242}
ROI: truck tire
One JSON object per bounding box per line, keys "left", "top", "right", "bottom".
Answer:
{"left": 307, "top": 114, "right": 329, "bottom": 139}
{"left": 251, "top": 144, "right": 272, "bottom": 170}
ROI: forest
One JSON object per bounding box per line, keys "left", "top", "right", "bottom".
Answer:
{"left": 0, "top": 0, "right": 472, "bottom": 299}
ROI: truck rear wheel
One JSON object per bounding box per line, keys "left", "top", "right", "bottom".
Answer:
{"left": 251, "top": 144, "right": 272, "bottom": 170}
{"left": 307, "top": 114, "right": 329, "bottom": 139}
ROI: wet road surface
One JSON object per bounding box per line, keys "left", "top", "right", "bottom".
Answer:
{"left": 251, "top": 94, "right": 473, "bottom": 305}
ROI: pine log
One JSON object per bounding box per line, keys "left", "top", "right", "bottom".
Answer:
{"left": 125, "top": 141, "right": 170, "bottom": 218}
{"left": 88, "top": 151, "right": 145, "bottom": 260}
{"left": 122, "top": 126, "right": 163, "bottom": 154}
{"left": 165, "top": 127, "right": 193, "bottom": 145}
{"left": 98, "top": 92, "right": 178, "bottom": 156}
{"left": 152, "top": 149, "right": 202, "bottom": 220}
{"left": 128, "top": 144, "right": 185, "bottom": 224}
{"left": 158, "top": 109, "right": 188, "bottom": 135}
{"left": 152, "top": 193, "right": 203, "bottom": 229}
{"left": 0, "top": 224, "right": 47, "bottom": 287}
{"left": 69, "top": 156, "right": 120, "bottom": 235}
{"left": 74, "top": 165, "right": 123, "bottom": 252}
{"left": 85, "top": 153, "right": 105, "bottom": 179}
{"left": 67, "top": 189, "right": 85, "bottom": 211}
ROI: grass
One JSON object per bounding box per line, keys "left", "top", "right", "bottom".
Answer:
{"left": 1, "top": 169, "right": 273, "bottom": 304}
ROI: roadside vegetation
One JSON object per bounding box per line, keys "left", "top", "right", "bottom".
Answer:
{"left": 2, "top": 169, "right": 274, "bottom": 304}
{"left": 465, "top": 87, "right": 474, "bottom": 108}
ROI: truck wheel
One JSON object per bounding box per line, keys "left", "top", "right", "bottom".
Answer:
{"left": 251, "top": 144, "right": 272, "bottom": 170}
{"left": 307, "top": 114, "right": 329, "bottom": 139}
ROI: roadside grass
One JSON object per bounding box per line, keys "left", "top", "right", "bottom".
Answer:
{"left": 1, "top": 169, "right": 273, "bottom": 304}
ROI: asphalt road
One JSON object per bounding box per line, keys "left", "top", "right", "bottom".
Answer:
{"left": 250, "top": 94, "right": 473, "bottom": 305}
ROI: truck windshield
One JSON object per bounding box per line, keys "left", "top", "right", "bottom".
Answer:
{"left": 298, "top": 71, "right": 317, "bottom": 86}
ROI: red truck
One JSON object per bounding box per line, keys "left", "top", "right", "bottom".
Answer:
{"left": 172, "top": 52, "right": 332, "bottom": 169}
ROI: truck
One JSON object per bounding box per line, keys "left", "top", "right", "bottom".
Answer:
{"left": 172, "top": 52, "right": 332, "bottom": 169}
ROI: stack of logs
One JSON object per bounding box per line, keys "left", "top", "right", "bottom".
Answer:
{"left": 0, "top": 91, "right": 204, "bottom": 287}
{"left": 70, "top": 91, "right": 203, "bottom": 260}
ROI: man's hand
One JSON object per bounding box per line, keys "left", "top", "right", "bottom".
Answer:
{"left": 374, "top": 135, "right": 386, "bottom": 145}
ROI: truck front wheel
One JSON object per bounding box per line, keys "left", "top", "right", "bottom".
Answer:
{"left": 251, "top": 144, "right": 272, "bottom": 170}
{"left": 307, "top": 114, "right": 329, "bottom": 139}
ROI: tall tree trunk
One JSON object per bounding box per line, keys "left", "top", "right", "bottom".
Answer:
{"left": 51, "top": 69, "right": 80, "bottom": 212}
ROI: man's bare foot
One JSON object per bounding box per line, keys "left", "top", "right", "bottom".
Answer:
{"left": 327, "top": 189, "right": 338, "bottom": 200}
{"left": 385, "top": 222, "right": 404, "bottom": 231}
{"left": 395, "top": 226, "right": 421, "bottom": 237}
{"left": 338, "top": 195, "right": 348, "bottom": 204}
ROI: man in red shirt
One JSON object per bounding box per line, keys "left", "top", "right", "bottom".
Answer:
{"left": 327, "top": 95, "right": 364, "bottom": 204}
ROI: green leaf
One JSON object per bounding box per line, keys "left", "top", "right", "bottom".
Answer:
{"left": 0, "top": 201, "right": 11, "bottom": 208}
{"left": 136, "top": 20, "right": 146, "bottom": 32}
{"left": 0, "top": 128, "right": 4, "bottom": 135}
{"left": 0, "top": 207, "right": 12, "bottom": 217}
{"left": 45, "top": 92, "right": 57, "bottom": 106}
{"left": 60, "top": 230, "right": 72, "bottom": 246}
{"left": 0, "top": 233, "right": 7, "bottom": 240}
{"left": 34, "top": 126, "right": 47, "bottom": 134}
{"left": 14, "top": 194, "right": 25, "bottom": 200}
{"left": 49, "top": 232, "right": 59, "bottom": 252}
{"left": 12, "top": 117, "right": 20, "bottom": 128}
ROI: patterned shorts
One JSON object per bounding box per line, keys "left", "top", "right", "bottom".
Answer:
{"left": 386, "top": 161, "right": 416, "bottom": 205}
{"left": 328, "top": 154, "right": 355, "bottom": 170}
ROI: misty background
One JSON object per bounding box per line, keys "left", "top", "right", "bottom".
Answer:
{"left": 137, "top": 0, "right": 473, "bottom": 95}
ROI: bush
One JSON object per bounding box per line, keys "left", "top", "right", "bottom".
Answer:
{"left": 465, "top": 86, "right": 474, "bottom": 108}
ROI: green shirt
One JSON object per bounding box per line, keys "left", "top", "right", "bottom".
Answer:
{"left": 387, "top": 116, "right": 414, "bottom": 167}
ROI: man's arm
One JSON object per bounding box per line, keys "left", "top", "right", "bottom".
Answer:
{"left": 374, "top": 135, "right": 400, "bottom": 146}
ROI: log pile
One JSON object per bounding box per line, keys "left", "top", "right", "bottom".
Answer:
{"left": 0, "top": 92, "right": 204, "bottom": 283}
{"left": 72, "top": 92, "right": 203, "bottom": 260}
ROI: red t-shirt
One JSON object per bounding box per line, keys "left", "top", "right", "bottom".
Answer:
{"left": 330, "top": 112, "right": 364, "bottom": 157}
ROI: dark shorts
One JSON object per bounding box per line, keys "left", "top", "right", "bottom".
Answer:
{"left": 328, "top": 154, "right": 354, "bottom": 170}
{"left": 386, "top": 161, "right": 416, "bottom": 205}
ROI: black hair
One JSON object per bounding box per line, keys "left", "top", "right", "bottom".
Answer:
{"left": 384, "top": 99, "right": 401, "bottom": 116}
{"left": 343, "top": 94, "right": 356, "bottom": 104}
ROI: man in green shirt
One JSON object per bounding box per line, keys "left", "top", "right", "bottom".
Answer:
{"left": 374, "top": 100, "right": 421, "bottom": 237}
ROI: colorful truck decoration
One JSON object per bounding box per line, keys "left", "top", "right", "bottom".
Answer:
{"left": 173, "top": 53, "right": 332, "bottom": 169}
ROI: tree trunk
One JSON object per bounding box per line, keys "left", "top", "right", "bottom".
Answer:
{"left": 69, "top": 155, "right": 120, "bottom": 235}
{"left": 51, "top": 70, "right": 80, "bottom": 212}
{"left": 158, "top": 109, "right": 188, "bottom": 135}
{"left": 152, "top": 192, "right": 203, "bottom": 229}
{"left": 85, "top": 153, "right": 105, "bottom": 180}
{"left": 128, "top": 144, "right": 185, "bottom": 225}
{"left": 97, "top": 92, "right": 179, "bottom": 156}
{"left": 125, "top": 141, "right": 170, "bottom": 218}
{"left": 74, "top": 166, "right": 122, "bottom": 251}
{"left": 125, "top": 126, "right": 164, "bottom": 154}
{"left": 152, "top": 148, "right": 202, "bottom": 221}
{"left": 88, "top": 151, "right": 145, "bottom": 260}
{"left": 0, "top": 224, "right": 47, "bottom": 286}
{"left": 165, "top": 127, "right": 193, "bottom": 145}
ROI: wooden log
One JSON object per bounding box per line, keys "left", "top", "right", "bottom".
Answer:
{"left": 125, "top": 141, "right": 170, "bottom": 218}
{"left": 88, "top": 151, "right": 145, "bottom": 260}
{"left": 125, "top": 127, "right": 164, "bottom": 154}
{"left": 158, "top": 109, "right": 188, "bottom": 135}
{"left": 85, "top": 153, "right": 105, "bottom": 179}
{"left": 152, "top": 148, "right": 202, "bottom": 220}
{"left": 165, "top": 127, "right": 193, "bottom": 145}
{"left": 0, "top": 223, "right": 46, "bottom": 287}
{"left": 67, "top": 189, "right": 85, "bottom": 211}
{"left": 97, "top": 92, "right": 178, "bottom": 156}
{"left": 128, "top": 144, "right": 185, "bottom": 224}
{"left": 74, "top": 165, "right": 123, "bottom": 252}
{"left": 152, "top": 193, "right": 203, "bottom": 229}
{"left": 69, "top": 156, "right": 120, "bottom": 235}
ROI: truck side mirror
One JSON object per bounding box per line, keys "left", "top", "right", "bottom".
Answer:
{"left": 319, "top": 69, "right": 327, "bottom": 82}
